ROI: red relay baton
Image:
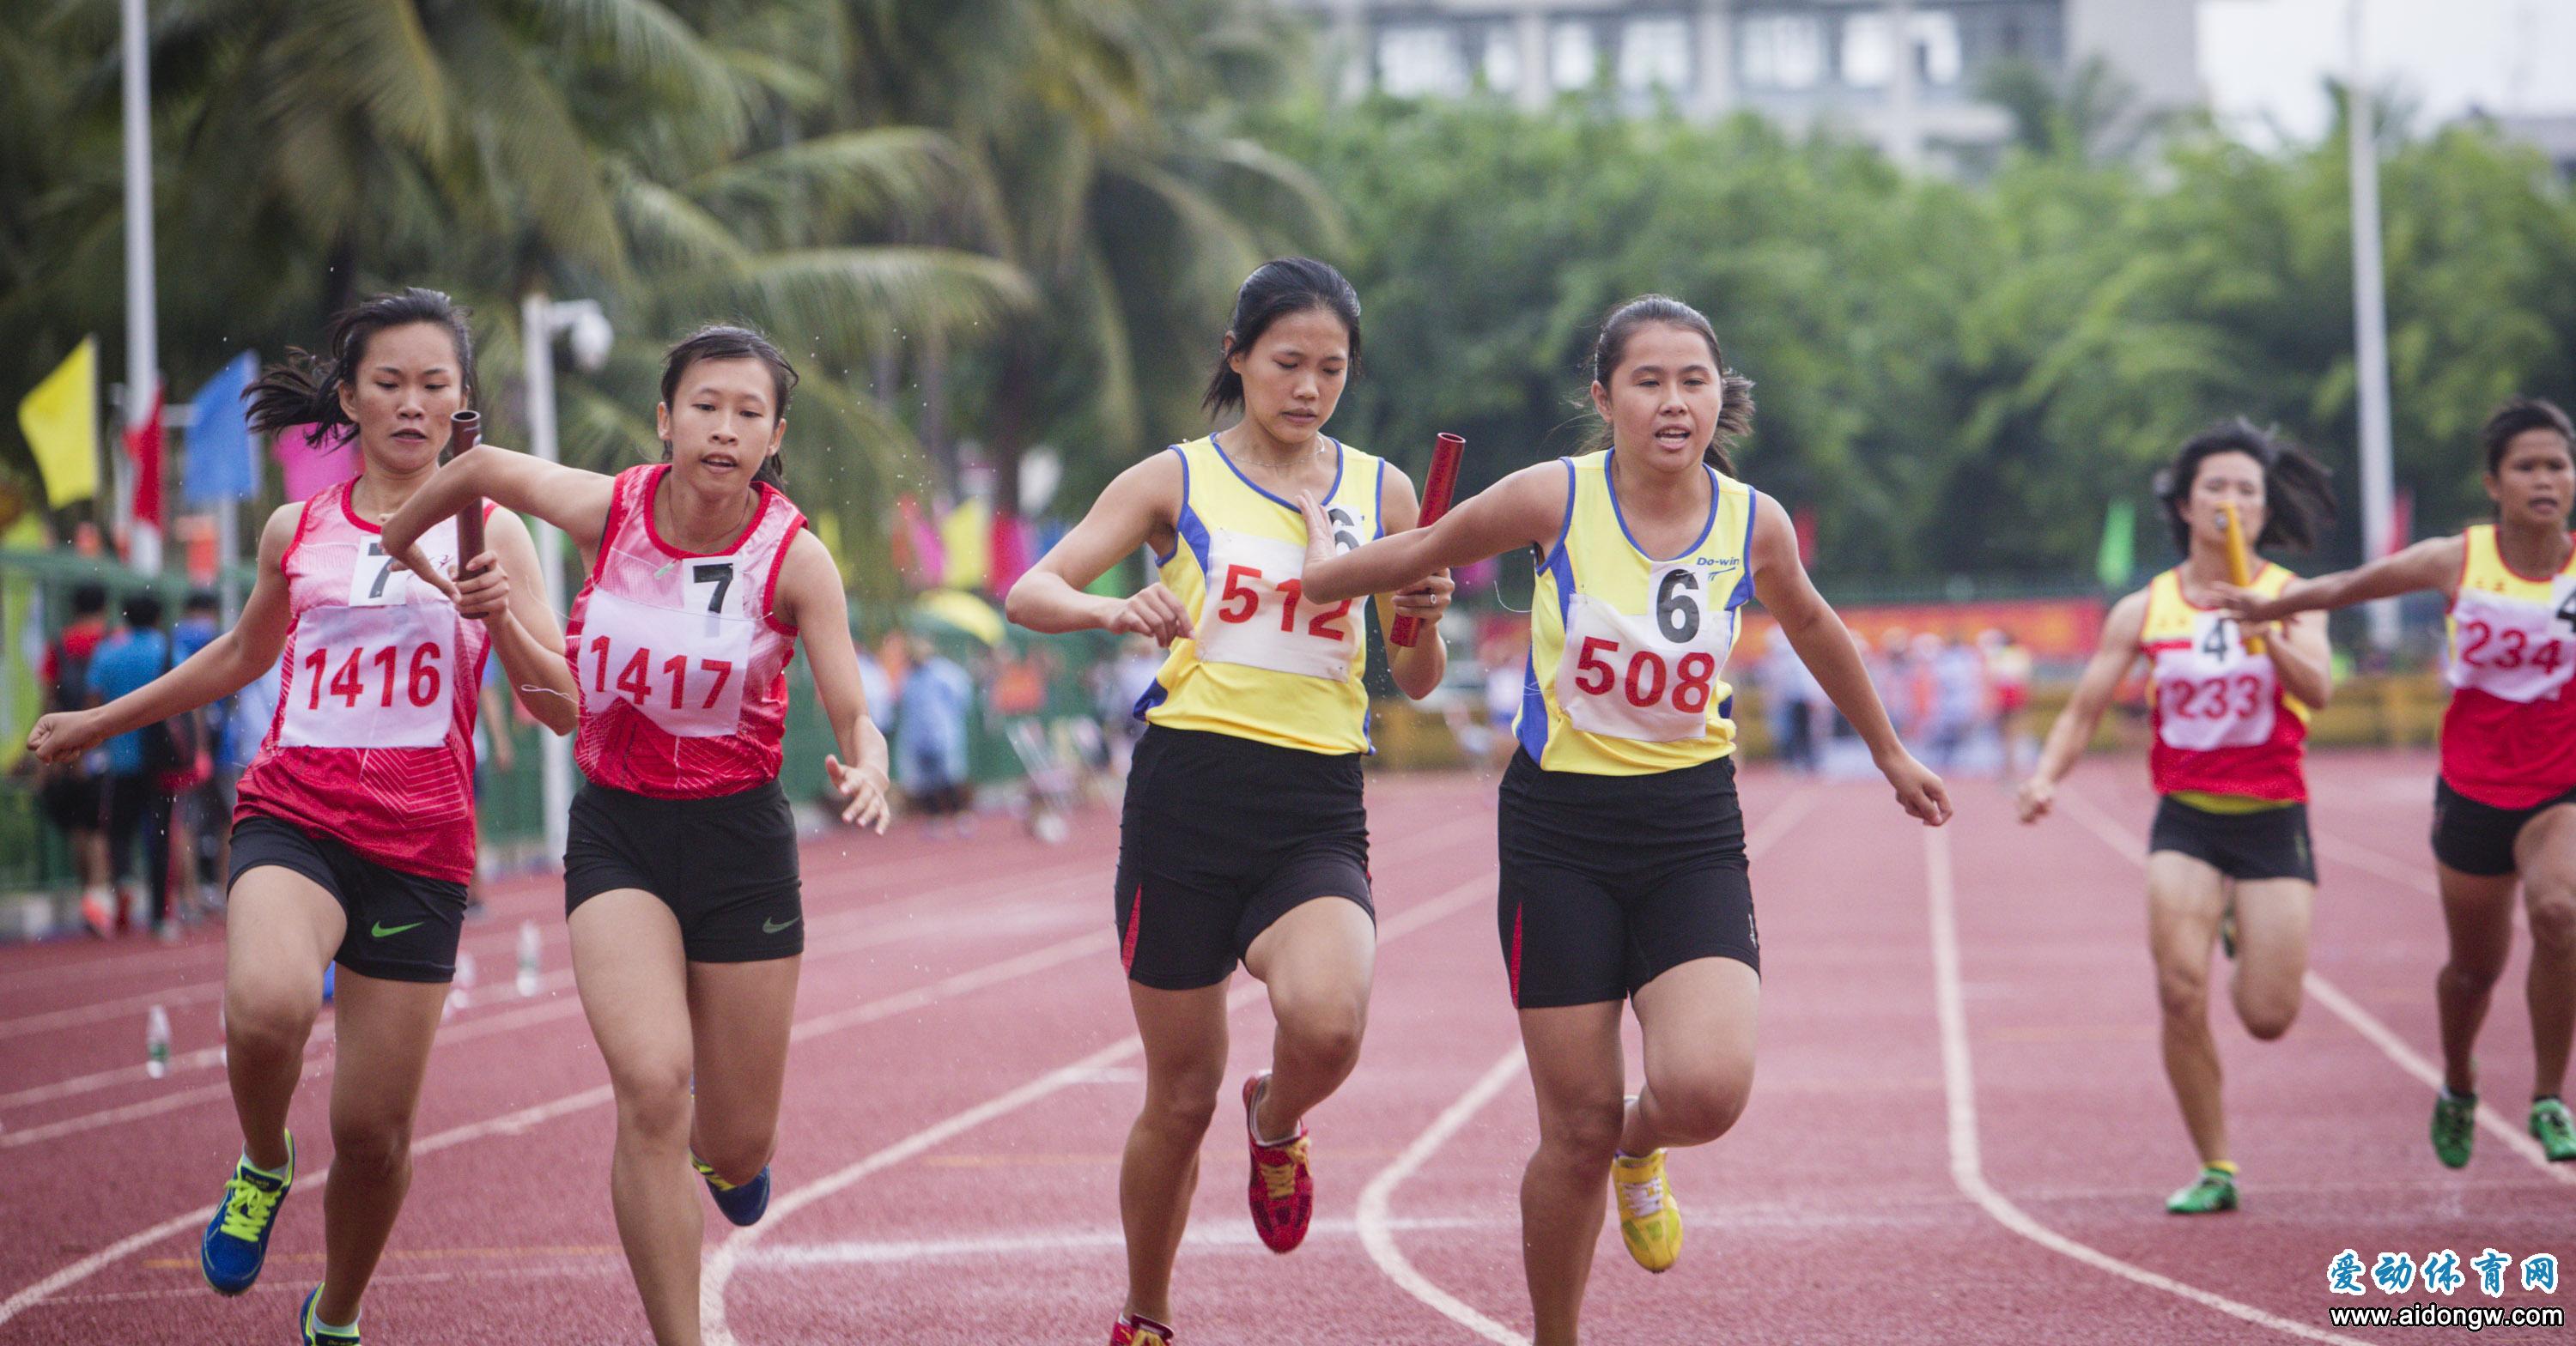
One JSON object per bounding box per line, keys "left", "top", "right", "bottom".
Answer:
{"left": 1388, "top": 431, "right": 1465, "bottom": 649}
{"left": 448, "top": 411, "right": 488, "bottom": 577}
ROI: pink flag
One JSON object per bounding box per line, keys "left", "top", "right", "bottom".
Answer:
{"left": 989, "top": 509, "right": 1034, "bottom": 595}
{"left": 275, "top": 423, "right": 358, "bottom": 502}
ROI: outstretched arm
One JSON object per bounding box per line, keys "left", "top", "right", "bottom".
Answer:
{"left": 380, "top": 446, "right": 617, "bottom": 598}
{"left": 777, "top": 531, "right": 891, "bottom": 832}
{"left": 1297, "top": 463, "right": 1568, "bottom": 605}
{"left": 466, "top": 509, "right": 580, "bottom": 737}
{"left": 1006, "top": 452, "right": 1194, "bottom": 643}
{"left": 26, "top": 506, "right": 301, "bottom": 764}
{"left": 2017, "top": 589, "right": 2149, "bottom": 822}
{"left": 2221, "top": 537, "right": 2465, "bottom": 621}
{"left": 1748, "top": 495, "right": 1949, "bottom": 826}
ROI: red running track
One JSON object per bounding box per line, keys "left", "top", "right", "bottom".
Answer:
{"left": 2, "top": 752, "right": 2570, "bottom": 1343}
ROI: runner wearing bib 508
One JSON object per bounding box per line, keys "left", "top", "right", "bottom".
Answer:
{"left": 2223, "top": 397, "right": 2576, "bottom": 1169}
{"left": 382, "top": 324, "right": 893, "bottom": 1346}
{"left": 1006, "top": 259, "right": 1455, "bottom": 1346}
{"left": 1296, "top": 294, "right": 1950, "bottom": 1346}
{"left": 27, "top": 290, "right": 581, "bottom": 1346}
{"left": 2020, "top": 421, "right": 2338, "bottom": 1216}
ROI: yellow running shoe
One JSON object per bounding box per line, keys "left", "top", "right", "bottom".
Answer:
{"left": 1612, "top": 1149, "right": 1683, "bottom": 1273}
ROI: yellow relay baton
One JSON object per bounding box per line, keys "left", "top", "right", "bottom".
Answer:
{"left": 2221, "top": 501, "right": 2266, "bottom": 657}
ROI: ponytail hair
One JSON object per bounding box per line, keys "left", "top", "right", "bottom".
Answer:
{"left": 245, "top": 288, "right": 474, "bottom": 452}
{"left": 1582, "top": 294, "right": 1755, "bottom": 477}
{"left": 659, "top": 324, "right": 798, "bottom": 488}
{"left": 2152, "top": 419, "right": 2336, "bottom": 554}
{"left": 1202, "top": 258, "right": 1364, "bottom": 418}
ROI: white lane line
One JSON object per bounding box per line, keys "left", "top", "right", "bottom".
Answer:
{"left": 0, "top": 883, "right": 1095, "bottom": 1142}
{"left": 1, "top": 815, "right": 1496, "bottom": 1330}
{"left": 1925, "top": 823, "right": 2370, "bottom": 1345}
{"left": 0, "top": 850, "right": 1102, "bottom": 1040}
{"left": 1355, "top": 1046, "right": 1531, "bottom": 1346}
{"left": 702, "top": 842, "right": 1504, "bottom": 1346}
{"left": 2054, "top": 785, "right": 2576, "bottom": 1188}
{"left": 1347, "top": 783, "right": 1821, "bottom": 1344}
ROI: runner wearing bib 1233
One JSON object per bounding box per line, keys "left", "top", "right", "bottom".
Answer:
{"left": 561, "top": 462, "right": 809, "bottom": 962}
{"left": 2433, "top": 524, "right": 2576, "bottom": 876}
{"left": 1502, "top": 450, "right": 1759, "bottom": 1009}
{"left": 2140, "top": 563, "right": 2315, "bottom": 883}
{"left": 1115, "top": 435, "right": 1382, "bottom": 991}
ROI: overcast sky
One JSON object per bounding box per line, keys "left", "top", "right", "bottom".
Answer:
{"left": 2199, "top": 0, "right": 2576, "bottom": 143}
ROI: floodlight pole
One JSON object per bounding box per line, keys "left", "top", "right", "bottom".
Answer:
{"left": 522, "top": 294, "right": 611, "bottom": 856}
{"left": 2347, "top": 0, "right": 2399, "bottom": 651}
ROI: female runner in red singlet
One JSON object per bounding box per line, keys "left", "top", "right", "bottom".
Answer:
{"left": 2224, "top": 398, "right": 2576, "bottom": 1167}
{"left": 27, "top": 289, "right": 578, "bottom": 1345}
{"left": 382, "top": 324, "right": 890, "bottom": 1346}
{"left": 2018, "top": 421, "right": 2336, "bottom": 1214}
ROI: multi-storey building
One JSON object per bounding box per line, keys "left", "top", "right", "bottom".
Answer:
{"left": 1279, "top": 0, "right": 2205, "bottom": 168}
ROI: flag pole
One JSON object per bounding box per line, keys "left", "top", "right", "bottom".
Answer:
{"left": 121, "top": 0, "right": 160, "bottom": 575}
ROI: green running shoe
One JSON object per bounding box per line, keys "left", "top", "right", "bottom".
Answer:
{"left": 2165, "top": 1167, "right": 2238, "bottom": 1214}
{"left": 2531, "top": 1099, "right": 2576, "bottom": 1162}
{"left": 2432, "top": 1089, "right": 2477, "bottom": 1169}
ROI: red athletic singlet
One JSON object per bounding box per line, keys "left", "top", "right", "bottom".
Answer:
{"left": 563, "top": 464, "right": 805, "bottom": 798}
{"left": 234, "top": 481, "right": 492, "bottom": 882}
{"left": 2441, "top": 524, "right": 2576, "bottom": 809}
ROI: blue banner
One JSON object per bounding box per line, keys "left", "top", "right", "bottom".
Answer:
{"left": 183, "top": 351, "right": 259, "bottom": 505}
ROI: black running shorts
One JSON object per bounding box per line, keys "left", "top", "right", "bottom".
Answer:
{"left": 2148, "top": 795, "right": 2317, "bottom": 883}
{"left": 231, "top": 814, "right": 468, "bottom": 983}
{"left": 2432, "top": 778, "right": 2576, "bottom": 879}
{"left": 1112, "top": 725, "right": 1373, "bottom": 991}
{"left": 1496, "top": 750, "right": 1759, "bottom": 1009}
{"left": 564, "top": 779, "right": 804, "bottom": 963}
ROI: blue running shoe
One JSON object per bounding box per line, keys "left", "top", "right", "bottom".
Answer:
{"left": 200, "top": 1134, "right": 293, "bottom": 1295}
{"left": 692, "top": 1152, "right": 771, "bottom": 1227}
{"left": 299, "top": 1284, "right": 360, "bottom": 1345}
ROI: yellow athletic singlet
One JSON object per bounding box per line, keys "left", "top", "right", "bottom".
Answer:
{"left": 1516, "top": 451, "right": 1757, "bottom": 775}
{"left": 1137, "top": 435, "right": 1384, "bottom": 755}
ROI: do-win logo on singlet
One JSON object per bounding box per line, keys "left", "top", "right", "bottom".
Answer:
{"left": 278, "top": 540, "right": 456, "bottom": 749}
{"left": 2154, "top": 612, "right": 2278, "bottom": 751}
{"left": 575, "top": 561, "right": 755, "bottom": 737}
{"left": 1192, "top": 526, "right": 1361, "bottom": 682}
{"left": 1556, "top": 562, "right": 1734, "bottom": 743}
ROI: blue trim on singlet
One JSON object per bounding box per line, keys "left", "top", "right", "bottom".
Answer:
{"left": 1151, "top": 446, "right": 1188, "bottom": 567}
{"left": 1514, "top": 647, "right": 1550, "bottom": 763}
{"left": 1209, "top": 434, "right": 1345, "bottom": 514}
{"left": 1130, "top": 677, "right": 1169, "bottom": 722}
{"left": 1373, "top": 458, "right": 1388, "bottom": 539}
{"left": 1728, "top": 490, "right": 1759, "bottom": 609}
{"left": 1602, "top": 452, "right": 1721, "bottom": 563}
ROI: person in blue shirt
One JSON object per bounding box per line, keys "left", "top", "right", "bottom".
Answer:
{"left": 895, "top": 635, "right": 975, "bottom": 836}
{"left": 88, "top": 591, "right": 198, "bottom": 938}
{"left": 174, "top": 591, "right": 230, "bottom": 912}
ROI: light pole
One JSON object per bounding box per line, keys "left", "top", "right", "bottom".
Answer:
{"left": 2347, "top": 0, "right": 2399, "bottom": 651}
{"left": 522, "top": 294, "right": 612, "bottom": 856}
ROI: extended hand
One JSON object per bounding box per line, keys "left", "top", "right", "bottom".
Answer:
{"left": 1882, "top": 752, "right": 1953, "bottom": 827}
{"left": 25, "top": 710, "right": 104, "bottom": 766}
{"left": 2014, "top": 776, "right": 2055, "bottom": 824}
{"left": 827, "top": 754, "right": 893, "bottom": 834}
{"left": 1392, "top": 570, "right": 1454, "bottom": 625}
{"left": 1109, "top": 584, "right": 1194, "bottom": 646}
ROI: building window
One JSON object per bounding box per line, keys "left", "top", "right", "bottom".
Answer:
{"left": 1481, "top": 24, "right": 1522, "bottom": 93}
{"left": 1618, "top": 15, "right": 1692, "bottom": 93}
{"left": 1550, "top": 20, "right": 1600, "bottom": 90}
{"left": 1837, "top": 9, "right": 1964, "bottom": 88}
{"left": 1379, "top": 24, "right": 1466, "bottom": 98}
{"left": 1740, "top": 13, "right": 1823, "bottom": 91}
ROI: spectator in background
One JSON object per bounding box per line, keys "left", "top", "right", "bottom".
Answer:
{"left": 173, "top": 591, "right": 228, "bottom": 915}
{"left": 896, "top": 634, "right": 975, "bottom": 836}
{"left": 36, "top": 582, "right": 112, "bottom": 924}
{"left": 856, "top": 641, "right": 894, "bottom": 731}
{"left": 87, "top": 591, "right": 203, "bottom": 940}
{"left": 1983, "top": 629, "right": 2034, "bottom": 780}
{"left": 1097, "top": 635, "right": 1164, "bottom": 778}
{"left": 1927, "top": 633, "right": 1990, "bottom": 773}
{"left": 217, "top": 652, "right": 286, "bottom": 913}
{"left": 1759, "top": 633, "right": 1825, "bottom": 772}
{"left": 465, "top": 664, "right": 516, "bottom": 922}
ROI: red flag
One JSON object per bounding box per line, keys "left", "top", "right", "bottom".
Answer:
{"left": 1792, "top": 504, "right": 1819, "bottom": 567}
{"left": 2388, "top": 488, "right": 2414, "bottom": 557}
{"left": 124, "top": 385, "right": 166, "bottom": 573}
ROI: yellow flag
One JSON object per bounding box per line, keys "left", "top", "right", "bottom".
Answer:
{"left": 939, "top": 497, "right": 991, "bottom": 591}
{"left": 18, "top": 337, "right": 100, "bottom": 506}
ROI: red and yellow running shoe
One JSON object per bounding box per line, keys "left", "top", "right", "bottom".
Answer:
{"left": 1242, "top": 1071, "right": 1314, "bottom": 1253}
{"left": 1110, "top": 1311, "right": 1175, "bottom": 1345}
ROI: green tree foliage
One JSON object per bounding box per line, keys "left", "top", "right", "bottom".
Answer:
{"left": 1263, "top": 92, "right": 2576, "bottom": 583}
